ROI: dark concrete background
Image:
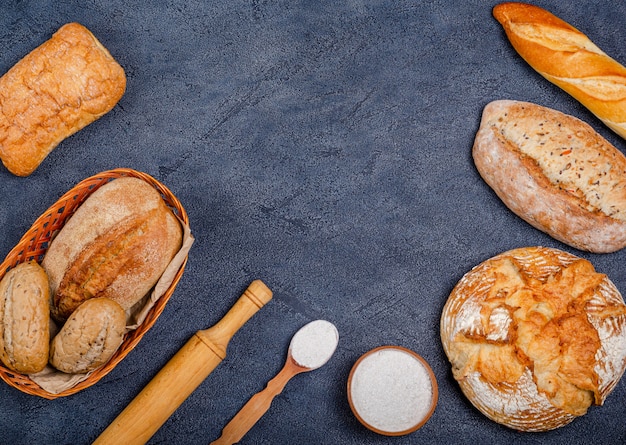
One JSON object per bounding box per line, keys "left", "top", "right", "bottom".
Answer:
{"left": 1, "top": 1, "right": 625, "bottom": 444}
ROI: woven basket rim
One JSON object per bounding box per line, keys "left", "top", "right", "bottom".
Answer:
{"left": 0, "top": 168, "right": 189, "bottom": 399}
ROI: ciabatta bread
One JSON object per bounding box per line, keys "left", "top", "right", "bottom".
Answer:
{"left": 493, "top": 2, "right": 626, "bottom": 140}
{"left": 50, "top": 297, "right": 126, "bottom": 374}
{"left": 440, "top": 246, "right": 626, "bottom": 432}
{"left": 42, "top": 177, "right": 183, "bottom": 321}
{"left": 0, "top": 261, "right": 50, "bottom": 374}
{"left": 0, "top": 23, "right": 126, "bottom": 176}
{"left": 473, "top": 100, "right": 626, "bottom": 253}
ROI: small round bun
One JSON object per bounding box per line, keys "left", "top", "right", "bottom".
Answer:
{"left": 441, "top": 246, "right": 626, "bottom": 431}
{"left": 50, "top": 297, "right": 126, "bottom": 374}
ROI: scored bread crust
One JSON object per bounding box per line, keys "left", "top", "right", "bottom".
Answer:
{"left": 0, "top": 262, "right": 50, "bottom": 374}
{"left": 49, "top": 297, "right": 126, "bottom": 374}
{"left": 473, "top": 99, "right": 626, "bottom": 253}
{"left": 493, "top": 2, "right": 626, "bottom": 140}
{"left": 0, "top": 22, "right": 126, "bottom": 176}
{"left": 440, "top": 246, "right": 626, "bottom": 432}
{"left": 41, "top": 177, "right": 183, "bottom": 320}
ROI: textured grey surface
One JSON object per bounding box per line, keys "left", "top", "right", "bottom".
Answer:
{"left": 1, "top": 1, "right": 625, "bottom": 444}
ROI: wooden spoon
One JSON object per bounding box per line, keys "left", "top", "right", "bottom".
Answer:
{"left": 210, "top": 319, "right": 339, "bottom": 445}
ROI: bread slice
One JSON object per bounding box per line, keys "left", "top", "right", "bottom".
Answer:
{"left": 473, "top": 99, "right": 626, "bottom": 253}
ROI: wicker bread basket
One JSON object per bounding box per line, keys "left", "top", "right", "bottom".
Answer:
{"left": 0, "top": 168, "right": 190, "bottom": 399}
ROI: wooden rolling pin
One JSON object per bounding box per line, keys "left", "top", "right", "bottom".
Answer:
{"left": 93, "top": 279, "right": 273, "bottom": 445}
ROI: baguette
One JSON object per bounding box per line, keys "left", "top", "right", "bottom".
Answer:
{"left": 493, "top": 2, "right": 626, "bottom": 140}
{"left": 41, "top": 177, "right": 183, "bottom": 321}
{"left": 0, "top": 23, "right": 126, "bottom": 176}
{"left": 473, "top": 100, "right": 626, "bottom": 253}
{"left": 440, "top": 246, "right": 626, "bottom": 431}
{"left": 0, "top": 261, "right": 50, "bottom": 374}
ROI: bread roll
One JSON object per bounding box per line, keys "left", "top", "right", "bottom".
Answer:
{"left": 50, "top": 297, "right": 126, "bottom": 374}
{"left": 0, "top": 22, "right": 126, "bottom": 176}
{"left": 441, "top": 246, "right": 626, "bottom": 432}
{"left": 42, "top": 177, "right": 183, "bottom": 321}
{"left": 473, "top": 99, "right": 626, "bottom": 253}
{"left": 0, "top": 261, "right": 50, "bottom": 374}
{"left": 493, "top": 2, "right": 626, "bottom": 140}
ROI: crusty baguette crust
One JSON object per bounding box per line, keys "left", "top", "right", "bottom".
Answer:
{"left": 41, "top": 177, "right": 183, "bottom": 320}
{"left": 441, "top": 247, "right": 626, "bottom": 431}
{"left": 473, "top": 100, "right": 626, "bottom": 253}
{"left": 0, "top": 23, "right": 126, "bottom": 176}
{"left": 0, "top": 261, "right": 50, "bottom": 374}
{"left": 49, "top": 297, "right": 126, "bottom": 374}
{"left": 493, "top": 2, "right": 626, "bottom": 139}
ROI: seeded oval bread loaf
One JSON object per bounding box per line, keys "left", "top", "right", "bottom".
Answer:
{"left": 473, "top": 99, "right": 626, "bottom": 253}
{"left": 41, "top": 177, "right": 183, "bottom": 321}
{"left": 50, "top": 297, "right": 126, "bottom": 374}
{"left": 0, "top": 23, "right": 126, "bottom": 176}
{"left": 0, "top": 261, "right": 51, "bottom": 374}
{"left": 440, "top": 246, "right": 626, "bottom": 432}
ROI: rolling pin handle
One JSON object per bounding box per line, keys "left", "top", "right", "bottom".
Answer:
{"left": 197, "top": 280, "right": 273, "bottom": 354}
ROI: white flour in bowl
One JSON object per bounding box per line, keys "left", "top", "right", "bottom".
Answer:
{"left": 349, "top": 347, "right": 435, "bottom": 434}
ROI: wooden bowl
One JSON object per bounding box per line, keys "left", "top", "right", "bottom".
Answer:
{"left": 347, "top": 345, "right": 438, "bottom": 436}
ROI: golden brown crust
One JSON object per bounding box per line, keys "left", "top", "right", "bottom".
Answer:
{"left": 0, "top": 261, "right": 50, "bottom": 374}
{"left": 42, "top": 177, "right": 183, "bottom": 321}
{"left": 473, "top": 100, "right": 626, "bottom": 253}
{"left": 441, "top": 247, "right": 626, "bottom": 431}
{"left": 0, "top": 22, "right": 126, "bottom": 176}
{"left": 49, "top": 297, "right": 126, "bottom": 374}
{"left": 493, "top": 2, "right": 626, "bottom": 139}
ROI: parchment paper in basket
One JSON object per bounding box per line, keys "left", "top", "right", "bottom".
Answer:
{"left": 29, "top": 221, "right": 194, "bottom": 394}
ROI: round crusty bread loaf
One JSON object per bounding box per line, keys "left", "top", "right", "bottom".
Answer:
{"left": 440, "top": 246, "right": 626, "bottom": 432}
{"left": 50, "top": 297, "right": 126, "bottom": 374}
{"left": 42, "top": 176, "right": 183, "bottom": 321}
{"left": 0, "top": 261, "right": 50, "bottom": 374}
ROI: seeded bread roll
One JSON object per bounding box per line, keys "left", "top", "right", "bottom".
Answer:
{"left": 41, "top": 177, "right": 183, "bottom": 321}
{"left": 50, "top": 297, "right": 126, "bottom": 374}
{"left": 493, "top": 3, "right": 626, "bottom": 140}
{"left": 473, "top": 100, "right": 626, "bottom": 253}
{"left": 0, "top": 22, "right": 126, "bottom": 176}
{"left": 441, "top": 247, "right": 626, "bottom": 432}
{"left": 0, "top": 261, "right": 50, "bottom": 374}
